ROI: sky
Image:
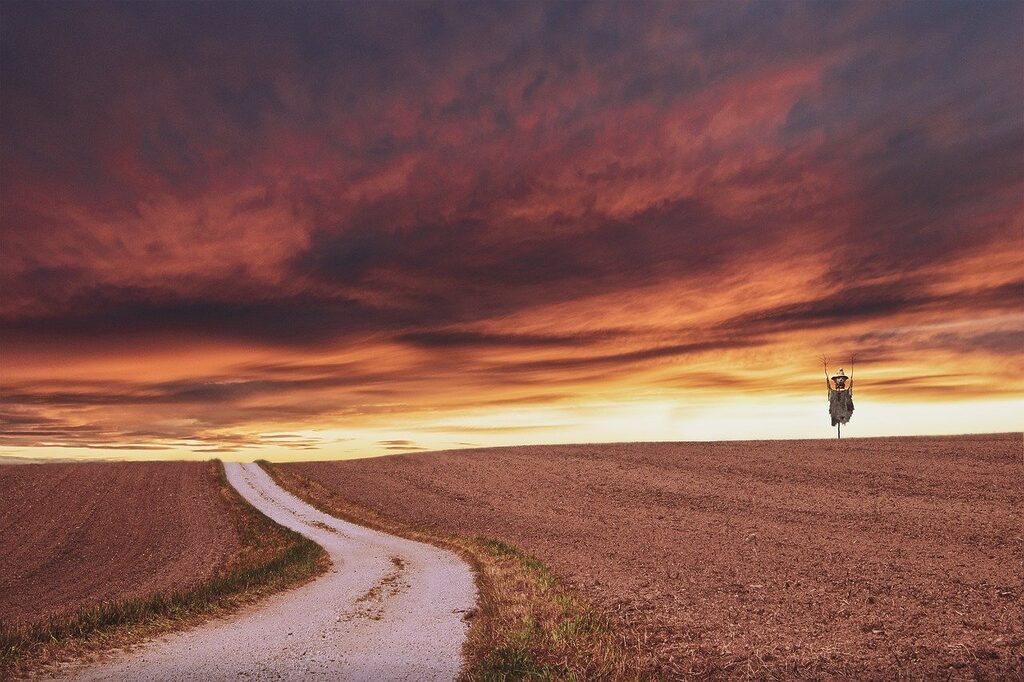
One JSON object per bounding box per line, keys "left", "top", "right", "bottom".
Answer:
{"left": 1, "top": 0, "right": 1021, "bottom": 461}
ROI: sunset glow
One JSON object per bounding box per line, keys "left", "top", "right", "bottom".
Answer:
{"left": 1, "top": 1, "right": 1021, "bottom": 460}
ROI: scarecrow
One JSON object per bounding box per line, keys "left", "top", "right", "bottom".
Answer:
{"left": 823, "top": 359, "right": 854, "bottom": 439}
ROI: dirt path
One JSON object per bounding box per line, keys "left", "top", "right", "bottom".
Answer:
{"left": 62, "top": 462, "right": 477, "bottom": 681}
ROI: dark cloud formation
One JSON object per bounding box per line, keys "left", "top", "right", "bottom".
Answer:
{"left": 1, "top": 1, "right": 1021, "bottom": 452}
{"left": 716, "top": 280, "right": 1024, "bottom": 336}
{"left": 376, "top": 439, "right": 428, "bottom": 451}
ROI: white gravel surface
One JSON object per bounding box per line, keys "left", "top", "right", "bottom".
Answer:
{"left": 62, "top": 462, "right": 477, "bottom": 681}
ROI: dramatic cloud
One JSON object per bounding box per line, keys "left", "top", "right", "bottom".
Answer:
{"left": 1, "top": 1, "right": 1021, "bottom": 457}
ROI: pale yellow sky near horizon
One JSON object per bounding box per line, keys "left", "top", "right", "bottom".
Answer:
{"left": 3, "top": 396, "right": 1020, "bottom": 463}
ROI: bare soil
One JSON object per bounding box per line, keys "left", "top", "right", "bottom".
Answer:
{"left": 285, "top": 434, "right": 1023, "bottom": 678}
{"left": 0, "top": 461, "right": 241, "bottom": 628}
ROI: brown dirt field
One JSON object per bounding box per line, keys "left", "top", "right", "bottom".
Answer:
{"left": 0, "top": 461, "right": 241, "bottom": 628}
{"left": 284, "top": 433, "right": 1023, "bottom": 679}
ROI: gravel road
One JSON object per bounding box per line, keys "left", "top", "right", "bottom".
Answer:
{"left": 62, "top": 462, "right": 476, "bottom": 681}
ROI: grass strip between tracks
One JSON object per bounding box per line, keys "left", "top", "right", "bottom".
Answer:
{"left": 259, "top": 461, "right": 641, "bottom": 681}
{"left": 0, "top": 461, "right": 327, "bottom": 679}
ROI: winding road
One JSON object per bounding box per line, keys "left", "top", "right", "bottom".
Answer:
{"left": 64, "top": 462, "right": 477, "bottom": 681}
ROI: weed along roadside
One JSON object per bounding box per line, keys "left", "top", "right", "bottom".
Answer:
{"left": 0, "top": 461, "right": 327, "bottom": 679}
{"left": 258, "top": 461, "right": 640, "bottom": 680}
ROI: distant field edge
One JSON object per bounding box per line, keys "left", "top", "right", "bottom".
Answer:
{"left": 0, "top": 460, "right": 328, "bottom": 680}
{"left": 260, "top": 460, "right": 645, "bottom": 681}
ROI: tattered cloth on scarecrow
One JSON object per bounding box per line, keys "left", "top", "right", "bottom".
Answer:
{"left": 827, "top": 372, "right": 851, "bottom": 425}
{"left": 829, "top": 386, "right": 854, "bottom": 426}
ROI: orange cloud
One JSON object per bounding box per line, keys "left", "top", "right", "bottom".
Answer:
{"left": 1, "top": 1, "right": 1021, "bottom": 458}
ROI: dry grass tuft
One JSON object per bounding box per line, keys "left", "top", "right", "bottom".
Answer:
{"left": 261, "top": 462, "right": 642, "bottom": 680}
{"left": 0, "top": 461, "right": 327, "bottom": 679}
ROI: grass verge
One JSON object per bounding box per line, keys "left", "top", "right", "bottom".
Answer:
{"left": 260, "top": 462, "right": 642, "bottom": 681}
{"left": 0, "top": 461, "right": 327, "bottom": 679}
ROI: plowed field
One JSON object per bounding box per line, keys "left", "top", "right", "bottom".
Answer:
{"left": 284, "top": 434, "right": 1023, "bottom": 678}
{"left": 0, "top": 461, "right": 241, "bottom": 628}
